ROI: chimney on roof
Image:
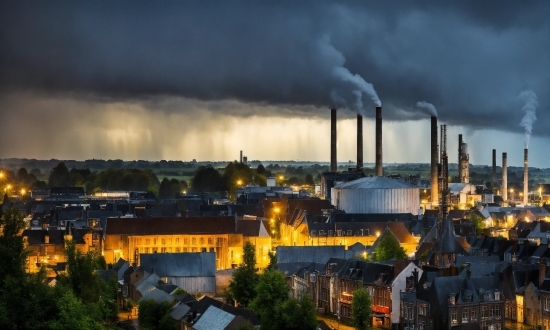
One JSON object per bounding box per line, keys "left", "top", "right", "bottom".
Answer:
{"left": 331, "top": 109, "right": 337, "bottom": 172}
{"left": 375, "top": 107, "right": 383, "bottom": 176}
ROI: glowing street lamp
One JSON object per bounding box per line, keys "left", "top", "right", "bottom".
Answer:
{"left": 20, "top": 188, "right": 26, "bottom": 195}
{"left": 237, "top": 180, "right": 243, "bottom": 187}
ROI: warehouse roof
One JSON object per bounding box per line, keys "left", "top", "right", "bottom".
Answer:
{"left": 334, "top": 177, "right": 416, "bottom": 190}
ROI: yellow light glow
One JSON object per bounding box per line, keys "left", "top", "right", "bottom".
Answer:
{"left": 237, "top": 180, "right": 242, "bottom": 186}
{"left": 21, "top": 189, "right": 26, "bottom": 195}
{"left": 376, "top": 232, "right": 380, "bottom": 237}
{"left": 6, "top": 184, "right": 11, "bottom": 190}
{"left": 279, "top": 176, "right": 284, "bottom": 180}
{"left": 274, "top": 207, "right": 280, "bottom": 213}
{"left": 0, "top": 172, "right": 3, "bottom": 178}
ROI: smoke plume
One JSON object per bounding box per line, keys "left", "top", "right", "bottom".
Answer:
{"left": 519, "top": 90, "right": 538, "bottom": 148}
{"left": 332, "top": 66, "right": 382, "bottom": 110}
{"left": 416, "top": 101, "right": 438, "bottom": 117}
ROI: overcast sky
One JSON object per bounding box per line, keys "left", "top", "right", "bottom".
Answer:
{"left": 1, "top": 1, "right": 548, "bottom": 167}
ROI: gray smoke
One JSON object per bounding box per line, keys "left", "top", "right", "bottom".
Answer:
{"left": 519, "top": 90, "right": 539, "bottom": 149}
{"left": 416, "top": 101, "right": 438, "bottom": 117}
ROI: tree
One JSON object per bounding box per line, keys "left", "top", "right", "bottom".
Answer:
{"left": 228, "top": 242, "right": 258, "bottom": 307}
{"left": 138, "top": 299, "right": 176, "bottom": 330}
{"left": 48, "top": 162, "right": 71, "bottom": 187}
{"left": 48, "top": 288, "right": 98, "bottom": 330}
{"left": 249, "top": 269, "right": 289, "bottom": 329}
{"left": 372, "top": 233, "right": 406, "bottom": 261}
{"left": 158, "top": 178, "right": 172, "bottom": 199}
{"left": 0, "top": 208, "right": 28, "bottom": 286}
{"left": 273, "top": 294, "right": 318, "bottom": 330}
{"left": 304, "top": 173, "right": 314, "bottom": 185}
{"left": 351, "top": 287, "right": 372, "bottom": 330}
{"left": 469, "top": 212, "right": 485, "bottom": 235}
{"left": 191, "top": 166, "right": 224, "bottom": 192}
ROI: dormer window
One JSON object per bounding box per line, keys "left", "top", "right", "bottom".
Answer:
{"left": 328, "top": 230, "right": 334, "bottom": 236}
{"left": 311, "top": 230, "right": 316, "bottom": 237}
{"left": 347, "top": 230, "right": 352, "bottom": 236}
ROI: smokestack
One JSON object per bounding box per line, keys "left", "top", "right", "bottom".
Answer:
{"left": 375, "top": 106, "right": 383, "bottom": 176}
{"left": 523, "top": 148, "right": 529, "bottom": 205}
{"left": 431, "top": 116, "right": 439, "bottom": 206}
{"left": 331, "top": 109, "right": 337, "bottom": 172}
{"left": 357, "top": 114, "right": 363, "bottom": 171}
{"left": 502, "top": 152, "right": 508, "bottom": 201}
{"left": 493, "top": 149, "right": 497, "bottom": 186}
{"left": 240, "top": 150, "right": 243, "bottom": 163}
{"left": 458, "top": 134, "right": 463, "bottom": 177}
{"left": 458, "top": 134, "right": 463, "bottom": 181}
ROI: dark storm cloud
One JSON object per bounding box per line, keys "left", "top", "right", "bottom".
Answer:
{"left": 1, "top": 1, "right": 548, "bottom": 132}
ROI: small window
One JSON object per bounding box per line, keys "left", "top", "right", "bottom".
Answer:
{"left": 336, "top": 230, "right": 342, "bottom": 236}
{"left": 311, "top": 230, "right": 316, "bottom": 237}
{"left": 208, "top": 238, "right": 213, "bottom": 245}
{"left": 328, "top": 230, "right": 334, "bottom": 236}
{"left": 191, "top": 238, "right": 196, "bottom": 245}
{"left": 200, "top": 237, "right": 204, "bottom": 244}
{"left": 347, "top": 230, "right": 352, "bottom": 236}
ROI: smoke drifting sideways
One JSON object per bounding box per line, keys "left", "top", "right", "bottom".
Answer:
{"left": 322, "top": 36, "right": 381, "bottom": 116}
{"left": 519, "top": 90, "right": 539, "bottom": 149}
{"left": 416, "top": 101, "right": 438, "bottom": 117}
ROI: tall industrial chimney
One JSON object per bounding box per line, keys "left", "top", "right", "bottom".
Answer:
{"left": 375, "top": 107, "right": 383, "bottom": 176}
{"left": 431, "top": 116, "right": 439, "bottom": 206}
{"left": 523, "top": 148, "right": 529, "bottom": 205}
{"left": 502, "top": 152, "right": 508, "bottom": 201}
{"left": 357, "top": 114, "right": 363, "bottom": 171}
{"left": 458, "top": 134, "right": 463, "bottom": 179}
{"left": 492, "top": 149, "right": 497, "bottom": 187}
{"left": 240, "top": 150, "right": 243, "bottom": 163}
{"left": 330, "top": 109, "right": 337, "bottom": 172}
{"left": 458, "top": 136, "right": 469, "bottom": 183}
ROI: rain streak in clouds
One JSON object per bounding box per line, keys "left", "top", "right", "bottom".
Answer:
{"left": 0, "top": 1, "right": 548, "bottom": 164}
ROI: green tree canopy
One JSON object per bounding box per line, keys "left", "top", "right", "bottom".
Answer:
{"left": 138, "top": 299, "right": 177, "bottom": 330}
{"left": 191, "top": 166, "right": 224, "bottom": 192}
{"left": 351, "top": 287, "right": 372, "bottom": 330}
{"left": 48, "top": 162, "right": 71, "bottom": 187}
{"left": 372, "top": 232, "right": 407, "bottom": 262}
{"left": 228, "top": 241, "right": 259, "bottom": 307}
{"left": 469, "top": 212, "right": 486, "bottom": 235}
{"left": 249, "top": 269, "right": 289, "bottom": 329}
{"left": 273, "top": 294, "right": 318, "bottom": 330}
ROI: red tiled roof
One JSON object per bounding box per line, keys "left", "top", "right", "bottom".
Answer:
{"left": 105, "top": 216, "right": 237, "bottom": 235}
{"left": 387, "top": 222, "right": 416, "bottom": 244}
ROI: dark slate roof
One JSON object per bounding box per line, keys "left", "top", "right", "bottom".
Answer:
{"left": 448, "top": 210, "right": 470, "bottom": 220}
{"left": 88, "top": 210, "right": 123, "bottom": 219}
{"left": 23, "top": 228, "right": 90, "bottom": 245}
{"left": 308, "top": 222, "right": 393, "bottom": 237}
{"left": 276, "top": 246, "right": 346, "bottom": 264}
{"left": 96, "top": 269, "right": 117, "bottom": 282}
{"left": 540, "top": 279, "right": 550, "bottom": 293}
{"left": 106, "top": 216, "right": 237, "bottom": 235}
{"left": 57, "top": 210, "right": 81, "bottom": 221}
{"left": 331, "top": 213, "right": 416, "bottom": 223}
{"left": 139, "top": 253, "right": 216, "bottom": 277}
{"left": 276, "top": 262, "right": 325, "bottom": 277}
{"left": 186, "top": 296, "right": 260, "bottom": 326}
{"left": 424, "top": 210, "right": 439, "bottom": 218}
{"left": 236, "top": 220, "right": 264, "bottom": 237}
{"left": 145, "top": 209, "right": 163, "bottom": 217}
{"left": 436, "top": 217, "right": 467, "bottom": 254}
{"left": 158, "top": 283, "right": 179, "bottom": 294}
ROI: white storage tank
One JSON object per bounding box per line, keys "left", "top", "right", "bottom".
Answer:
{"left": 331, "top": 177, "right": 419, "bottom": 214}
